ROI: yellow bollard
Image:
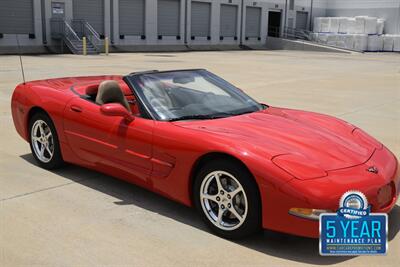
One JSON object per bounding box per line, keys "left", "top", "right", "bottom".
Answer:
{"left": 82, "top": 37, "right": 87, "bottom": 56}
{"left": 105, "top": 37, "right": 109, "bottom": 55}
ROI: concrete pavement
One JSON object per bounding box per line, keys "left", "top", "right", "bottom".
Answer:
{"left": 0, "top": 51, "right": 399, "bottom": 266}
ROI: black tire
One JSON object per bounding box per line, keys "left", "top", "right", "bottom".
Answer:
{"left": 193, "top": 159, "right": 261, "bottom": 239}
{"left": 29, "top": 111, "right": 64, "bottom": 170}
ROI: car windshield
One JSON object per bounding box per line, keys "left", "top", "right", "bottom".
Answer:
{"left": 127, "top": 70, "right": 264, "bottom": 121}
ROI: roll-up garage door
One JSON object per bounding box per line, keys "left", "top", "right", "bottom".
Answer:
{"left": 119, "top": 0, "right": 145, "bottom": 36}
{"left": 220, "top": 4, "right": 238, "bottom": 37}
{"left": 0, "top": 0, "right": 34, "bottom": 34}
{"left": 158, "top": 0, "right": 181, "bottom": 36}
{"left": 73, "top": 0, "right": 104, "bottom": 35}
{"left": 245, "top": 7, "right": 261, "bottom": 38}
{"left": 296, "top": 11, "right": 308, "bottom": 30}
{"left": 191, "top": 1, "right": 211, "bottom": 37}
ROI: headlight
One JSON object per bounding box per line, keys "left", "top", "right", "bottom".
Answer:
{"left": 289, "top": 208, "right": 332, "bottom": 220}
{"left": 272, "top": 154, "right": 327, "bottom": 180}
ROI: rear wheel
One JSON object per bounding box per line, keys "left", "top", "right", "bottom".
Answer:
{"left": 194, "top": 159, "right": 261, "bottom": 239}
{"left": 29, "top": 112, "right": 64, "bottom": 169}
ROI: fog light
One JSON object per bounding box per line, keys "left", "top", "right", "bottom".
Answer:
{"left": 289, "top": 208, "right": 332, "bottom": 221}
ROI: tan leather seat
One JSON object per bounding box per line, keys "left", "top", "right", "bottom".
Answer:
{"left": 96, "top": 80, "right": 131, "bottom": 112}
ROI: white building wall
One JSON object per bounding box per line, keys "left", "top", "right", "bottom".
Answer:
{"left": 1, "top": 0, "right": 400, "bottom": 53}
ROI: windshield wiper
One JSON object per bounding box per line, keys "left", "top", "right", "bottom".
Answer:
{"left": 168, "top": 110, "right": 260, "bottom": 122}
{"left": 168, "top": 114, "right": 228, "bottom": 122}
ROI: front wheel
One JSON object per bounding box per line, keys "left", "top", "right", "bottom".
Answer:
{"left": 29, "top": 112, "right": 64, "bottom": 169}
{"left": 194, "top": 159, "right": 261, "bottom": 239}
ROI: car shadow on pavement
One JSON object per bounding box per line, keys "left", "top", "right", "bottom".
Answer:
{"left": 20, "top": 154, "right": 400, "bottom": 265}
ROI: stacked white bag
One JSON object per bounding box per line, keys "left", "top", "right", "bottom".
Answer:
{"left": 364, "top": 17, "right": 378, "bottom": 34}
{"left": 320, "top": 17, "right": 330, "bottom": 33}
{"left": 354, "top": 16, "right": 366, "bottom": 34}
{"left": 329, "top": 17, "right": 340, "bottom": 33}
{"left": 394, "top": 36, "right": 400, "bottom": 52}
{"left": 383, "top": 35, "right": 394, "bottom": 51}
{"left": 367, "top": 35, "right": 384, "bottom": 51}
{"left": 338, "top": 18, "right": 349, "bottom": 33}
{"left": 312, "top": 16, "right": 400, "bottom": 52}
{"left": 353, "top": 34, "right": 368, "bottom": 51}
{"left": 313, "top": 18, "right": 322, "bottom": 33}
{"left": 377, "top": 19, "right": 385, "bottom": 35}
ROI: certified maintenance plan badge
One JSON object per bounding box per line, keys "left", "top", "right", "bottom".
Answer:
{"left": 320, "top": 191, "right": 388, "bottom": 255}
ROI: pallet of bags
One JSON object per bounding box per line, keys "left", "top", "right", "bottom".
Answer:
{"left": 347, "top": 18, "right": 357, "bottom": 34}
{"left": 367, "top": 35, "right": 383, "bottom": 51}
{"left": 316, "top": 33, "right": 329, "bottom": 44}
{"left": 354, "top": 16, "right": 366, "bottom": 34}
{"left": 394, "top": 35, "right": 400, "bottom": 52}
{"left": 338, "top": 18, "right": 357, "bottom": 34}
{"left": 320, "top": 17, "right": 330, "bottom": 33}
{"left": 327, "top": 34, "right": 340, "bottom": 47}
{"left": 313, "top": 17, "right": 322, "bottom": 33}
{"left": 338, "top": 17, "right": 349, "bottom": 33}
{"left": 365, "top": 17, "right": 378, "bottom": 35}
{"left": 383, "top": 35, "right": 394, "bottom": 51}
{"left": 343, "top": 34, "right": 355, "bottom": 50}
{"left": 329, "top": 17, "right": 340, "bottom": 33}
{"left": 334, "top": 34, "right": 346, "bottom": 49}
{"left": 353, "top": 34, "right": 368, "bottom": 51}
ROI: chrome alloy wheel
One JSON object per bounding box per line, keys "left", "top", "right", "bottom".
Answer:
{"left": 31, "top": 120, "right": 54, "bottom": 163}
{"left": 199, "top": 171, "right": 248, "bottom": 231}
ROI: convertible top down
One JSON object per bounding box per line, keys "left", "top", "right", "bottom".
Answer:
{"left": 11, "top": 69, "right": 399, "bottom": 238}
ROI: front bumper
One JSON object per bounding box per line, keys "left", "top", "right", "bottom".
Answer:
{"left": 260, "top": 147, "right": 399, "bottom": 238}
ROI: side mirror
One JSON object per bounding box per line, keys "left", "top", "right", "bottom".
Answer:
{"left": 100, "top": 103, "right": 134, "bottom": 123}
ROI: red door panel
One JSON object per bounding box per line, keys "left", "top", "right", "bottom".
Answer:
{"left": 63, "top": 97, "right": 153, "bottom": 182}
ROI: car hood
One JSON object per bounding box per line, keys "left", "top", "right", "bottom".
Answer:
{"left": 174, "top": 107, "right": 377, "bottom": 171}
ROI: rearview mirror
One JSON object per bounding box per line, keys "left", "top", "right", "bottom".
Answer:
{"left": 100, "top": 103, "right": 134, "bottom": 123}
{"left": 173, "top": 75, "right": 195, "bottom": 84}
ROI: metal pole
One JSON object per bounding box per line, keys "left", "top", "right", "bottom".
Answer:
{"left": 240, "top": 0, "right": 244, "bottom": 46}
{"left": 83, "top": 36, "right": 87, "bottom": 55}
{"left": 284, "top": 0, "right": 288, "bottom": 37}
{"left": 105, "top": 37, "right": 109, "bottom": 55}
{"left": 184, "top": 0, "right": 188, "bottom": 45}
{"left": 310, "top": 0, "right": 314, "bottom": 31}
{"left": 110, "top": 0, "right": 114, "bottom": 44}
{"left": 398, "top": 0, "right": 400, "bottom": 34}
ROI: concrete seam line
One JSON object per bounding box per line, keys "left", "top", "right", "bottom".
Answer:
{"left": 0, "top": 178, "right": 94, "bottom": 202}
{"left": 337, "top": 99, "right": 400, "bottom": 117}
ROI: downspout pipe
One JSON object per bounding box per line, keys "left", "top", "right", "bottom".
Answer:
{"left": 240, "top": 0, "right": 244, "bottom": 46}
{"left": 284, "top": 0, "right": 288, "bottom": 34}
{"left": 309, "top": 0, "right": 314, "bottom": 31}
{"left": 184, "top": 0, "right": 189, "bottom": 47}
{"left": 398, "top": 0, "right": 400, "bottom": 34}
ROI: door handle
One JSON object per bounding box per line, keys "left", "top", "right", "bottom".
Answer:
{"left": 70, "top": 105, "right": 82, "bottom": 112}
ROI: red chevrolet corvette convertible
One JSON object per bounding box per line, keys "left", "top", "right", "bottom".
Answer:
{"left": 11, "top": 69, "right": 399, "bottom": 238}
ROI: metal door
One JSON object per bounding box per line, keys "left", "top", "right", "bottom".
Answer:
{"left": 267, "top": 11, "right": 281, "bottom": 37}
{"left": 191, "top": 1, "right": 211, "bottom": 37}
{"left": 220, "top": 4, "right": 238, "bottom": 37}
{"left": 73, "top": 0, "right": 104, "bottom": 35}
{"left": 0, "top": 0, "right": 34, "bottom": 34}
{"left": 158, "top": 0, "right": 181, "bottom": 36}
{"left": 119, "top": 0, "right": 145, "bottom": 36}
{"left": 245, "top": 7, "right": 261, "bottom": 38}
{"left": 296, "top": 11, "right": 308, "bottom": 30}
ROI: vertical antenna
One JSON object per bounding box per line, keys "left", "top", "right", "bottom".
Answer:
{"left": 15, "top": 34, "right": 26, "bottom": 84}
